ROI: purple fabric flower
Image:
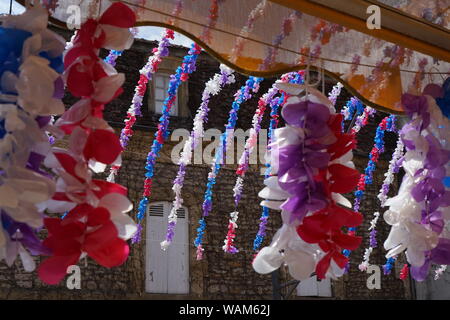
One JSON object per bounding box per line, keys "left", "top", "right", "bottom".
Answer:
{"left": 401, "top": 93, "right": 430, "bottom": 130}
{"left": 410, "top": 256, "right": 431, "bottom": 281}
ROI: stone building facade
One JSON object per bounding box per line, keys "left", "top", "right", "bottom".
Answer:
{"left": 0, "top": 27, "right": 412, "bottom": 300}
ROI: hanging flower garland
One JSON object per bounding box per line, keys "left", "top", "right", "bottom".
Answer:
{"left": 253, "top": 82, "right": 362, "bottom": 280}
{"left": 358, "top": 135, "right": 405, "bottom": 271}
{"left": 104, "top": 50, "right": 123, "bottom": 67}
{"left": 160, "top": 64, "right": 235, "bottom": 250}
{"left": 358, "top": 212, "right": 380, "bottom": 271}
{"left": 36, "top": 2, "right": 138, "bottom": 285}
{"left": 259, "top": 11, "right": 302, "bottom": 70}
{"left": 223, "top": 72, "right": 304, "bottom": 254}
{"left": 400, "top": 264, "right": 409, "bottom": 280}
{"left": 194, "top": 76, "right": 263, "bottom": 260}
{"left": 0, "top": 4, "right": 65, "bottom": 272}
{"left": 350, "top": 106, "right": 376, "bottom": 134}
{"left": 378, "top": 136, "right": 405, "bottom": 206}
{"left": 342, "top": 115, "right": 396, "bottom": 269}
{"left": 107, "top": 1, "right": 186, "bottom": 182}
{"left": 435, "top": 265, "right": 447, "bottom": 280}
{"left": 383, "top": 90, "right": 450, "bottom": 281}
{"left": 230, "top": 0, "right": 268, "bottom": 63}
{"left": 107, "top": 29, "right": 175, "bottom": 182}
{"left": 132, "top": 43, "right": 202, "bottom": 243}
{"left": 328, "top": 82, "right": 343, "bottom": 107}
{"left": 341, "top": 97, "right": 365, "bottom": 122}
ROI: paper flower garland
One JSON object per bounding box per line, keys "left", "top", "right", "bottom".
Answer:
{"left": 37, "top": 2, "right": 138, "bottom": 285}
{"left": 359, "top": 211, "right": 380, "bottom": 271}
{"left": 107, "top": 29, "right": 175, "bottom": 182}
{"left": 253, "top": 72, "right": 311, "bottom": 252}
{"left": 328, "top": 82, "right": 343, "bottom": 107}
{"left": 383, "top": 92, "right": 450, "bottom": 281}
{"left": 253, "top": 82, "right": 362, "bottom": 280}
{"left": 132, "top": 43, "right": 202, "bottom": 243}
{"left": 0, "top": 4, "right": 65, "bottom": 272}
{"left": 259, "top": 11, "right": 301, "bottom": 70}
{"left": 223, "top": 72, "right": 303, "bottom": 254}
{"left": 350, "top": 106, "right": 376, "bottom": 134}
{"left": 104, "top": 50, "right": 123, "bottom": 67}
{"left": 107, "top": 0, "right": 185, "bottom": 182}
{"left": 194, "top": 76, "right": 263, "bottom": 260}
{"left": 378, "top": 136, "right": 405, "bottom": 206}
{"left": 160, "top": 64, "right": 235, "bottom": 250}
{"left": 343, "top": 115, "right": 396, "bottom": 269}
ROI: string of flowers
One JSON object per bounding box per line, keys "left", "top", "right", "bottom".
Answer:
{"left": 132, "top": 43, "right": 202, "bottom": 243}
{"left": 223, "top": 72, "right": 304, "bottom": 254}
{"left": 199, "top": 0, "right": 223, "bottom": 44}
{"left": 107, "top": 1, "right": 185, "bottom": 182}
{"left": 253, "top": 71, "right": 327, "bottom": 252}
{"left": 358, "top": 212, "right": 380, "bottom": 271}
{"left": 435, "top": 265, "right": 447, "bottom": 280}
{"left": 341, "top": 97, "right": 365, "bottom": 121}
{"left": 350, "top": 106, "right": 376, "bottom": 134}
{"left": 343, "top": 115, "right": 397, "bottom": 271}
{"left": 259, "top": 10, "right": 302, "bottom": 70}
{"left": 0, "top": 4, "right": 65, "bottom": 273}
{"left": 37, "top": 3, "right": 138, "bottom": 284}
{"left": 107, "top": 29, "right": 175, "bottom": 182}
{"left": 383, "top": 91, "right": 450, "bottom": 281}
{"left": 253, "top": 81, "right": 362, "bottom": 280}
{"left": 104, "top": 50, "right": 123, "bottom": 67}
{"left": 194, "top": 76, "right": 263, "bottom": 260}
{"left": 358, "top": 135, "right": 405, "bottom": 271}
{"left": 383, "top": 256, "right": 397, "bottom": 275}
{"left": 328, "top": 82, "right": 343, "bottom": 107}
{"left": 160, "top": 65, "right": 236, "bottom": 250}
{"left": 400, "top": 264, "right": 409, "bottom": 280}
{"left": 230, "top": 0, "right": 268, "bottom": 63}
{"left": 378, "top": 136, "right": 405, "bottom": 206}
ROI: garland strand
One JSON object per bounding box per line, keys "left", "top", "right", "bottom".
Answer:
{"left": 259, "top": 10, "right": 301, "bottom": 70}
{"left": 160, "top": 65, "right": 236, "bottom": 250}
{"left": 359, "top": 135, "right": 405, "bottom": 271}
{"left": 223, "top": 72, "right": 304, "bottom": 254}
{"left": 378, "top": 136, "right": 405, "bottom": 206}
{"left": 343, "top": 115, "right": 397, "bottom": 271}
{"left": 132, "top": 43, "right": 202, "bottom": 243}
{"left": 328, "top": 82, "right": 343, "bottom": 107}
{"left": 435, "top": 265, "right": 447, "bottom": 280}
{"left": 194, "top": 76, "right": 263, "bottom": 260}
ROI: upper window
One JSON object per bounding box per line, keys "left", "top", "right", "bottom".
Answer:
{"left": 154, "top": 74, "right": 178, "bottom": 116}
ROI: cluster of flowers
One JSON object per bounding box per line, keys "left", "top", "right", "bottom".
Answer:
{"left": 37, "top": 3, "right": 138, "bottom": 284}
{"left": 107, "top": 29, "right": 174, "bottom": 182}
{"left": 343, "top": 115, "right": 396, "bottom": 270}
{"left": 161, "top": 65, "right": 235, "bottom": 250}
{"left": 133, "top": 43, "right": 202, "bottom": 243}
{"left": 194, "top": 77, "right": 263, "bottom": 259}
{"left": 223, "top": 72, "right": 304, "bottom": 254}
{"left": 0, "top": 5, "right": 65, "bottom": 273}
{"left": 259, "top": 10, "right": 302, "bottom": 70}
{"left": 253, "top": 82, "right": 362, "bottom": 280}
{"left": 383, "top": 84, "right": 450, "bottom": 281}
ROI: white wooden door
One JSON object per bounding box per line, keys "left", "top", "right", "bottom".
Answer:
{"left": 145, "top": 202, "right": 189, "bottom": 294}
{"left": 296, "top": 276, "right": 332, "bottom": 297}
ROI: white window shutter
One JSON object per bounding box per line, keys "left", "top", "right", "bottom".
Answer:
{"left": 145, "top": 202, "right": 189, "bottom": 294}
{"left": 296, "top": 276, "right": 332, "bottom": 297}
{"left": 146, "top": 202, "right": 168, "bottom": 293}
{"left": 167, "top": 207, "right": 189, "bottom": 294}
